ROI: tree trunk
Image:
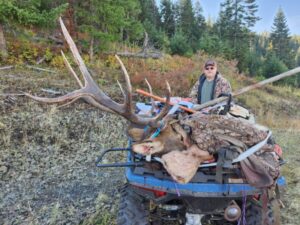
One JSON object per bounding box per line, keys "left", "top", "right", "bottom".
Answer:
{"left": 0, "top": 23, "right": 8, "bottom": 59}
{"left": 65, "top": 0, "right": 77, "bottom": 38}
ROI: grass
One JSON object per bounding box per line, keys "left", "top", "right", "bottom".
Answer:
{"left": 81, "top": 211, "right": 115, "bottom": 225}
{"left": 272, "top": 129, "right": 300, "bottom": 225}
{"left": 1, "top": 54, "right": 300, "bottom": 224}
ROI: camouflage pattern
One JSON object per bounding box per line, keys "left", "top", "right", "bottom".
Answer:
{"left": 189, "top": 73, "right": 232, "bottom": 104}
{"left": 180, "top": 113, "right": 268, "bottom": 154}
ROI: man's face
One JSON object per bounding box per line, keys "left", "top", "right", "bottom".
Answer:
{"left": 203, "top": 65, "right": 217, "bottom": 81}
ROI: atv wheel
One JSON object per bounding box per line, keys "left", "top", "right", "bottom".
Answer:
{"left": 245, "top": 199, "right": 280, "bottom": 225}
{"left": 117, "top": 185, "right": 150, "bottom": 225}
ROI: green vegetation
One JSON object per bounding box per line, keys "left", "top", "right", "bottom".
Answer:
{"left": 0, "top": 1, "right": 299, "bottom": 225}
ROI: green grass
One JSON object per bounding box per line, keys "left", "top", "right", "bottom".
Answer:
{"left": 273, "top": 129, "right": 300, "bottom": 225}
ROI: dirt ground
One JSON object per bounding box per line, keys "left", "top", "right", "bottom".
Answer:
{"left": 0, "top": 68, "right": 300, "bottom": 225}
{"left": 0, "top": 100, "right": 129, "bottom": 224}
{"left": 0, "top": 68, "right": 129, "bottom": 224}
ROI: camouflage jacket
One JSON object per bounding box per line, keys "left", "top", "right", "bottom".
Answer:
{"left": 189, "top": 72, "right": 232, "bottom": 104}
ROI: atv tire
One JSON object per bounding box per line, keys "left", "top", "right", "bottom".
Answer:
{"left": 245, "top": 199, "right": 280, "bottom": 225}
{"left": 117, "top": 185, "right": 150, "bottom": 225}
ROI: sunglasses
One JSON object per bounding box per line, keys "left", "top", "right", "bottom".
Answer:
{"left": 205, "top": 66, "right": 215, "bottom": 70}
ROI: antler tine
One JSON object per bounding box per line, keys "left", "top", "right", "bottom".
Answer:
{"left": 59, "top": 17, "right": 95, "bottom": 86}
{"left": 117, "top": 80, "right": 126, "bottom": 98}
{"left": 61, "top": 50, "right": 114, "bottom": 112}
{"left": 24, "top": 91, "right": 95, "bottom": 104}
{"left": 61, "top": 50, "right": 83, "bottom": 88}
{"left": 114, "top": 55, "right": 133, "bottom": 108}
{"left": 150, "top": 81, "right": 172, "bottom": 125}
{"left": 145, "top": 78, "right": 156, "bottom": 115}
{"left": 115, "top": 55, "right": 132, "bottom": 91}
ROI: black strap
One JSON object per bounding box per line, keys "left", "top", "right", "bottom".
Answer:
{"left": 217, "top": 93, "right": 232, "bottom": 115}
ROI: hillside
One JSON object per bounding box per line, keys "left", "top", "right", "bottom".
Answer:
{"left": 0, "top": 54, "right": 300, "bottom": 225}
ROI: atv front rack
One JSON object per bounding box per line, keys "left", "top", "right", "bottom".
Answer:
{"left": 95, "top": 147, "right": 144, "bottom": 168}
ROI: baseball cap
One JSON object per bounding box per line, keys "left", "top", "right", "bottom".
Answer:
{"left": 204, "top": 60, "right": 217, "bottom": 67}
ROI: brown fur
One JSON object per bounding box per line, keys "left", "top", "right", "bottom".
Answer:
{"left": 131, "top": 124, "right": 188, "bottom": 156}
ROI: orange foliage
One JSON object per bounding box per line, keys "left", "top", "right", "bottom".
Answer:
{"left": 124, "top": 56, "right": 197, "bottom": 97}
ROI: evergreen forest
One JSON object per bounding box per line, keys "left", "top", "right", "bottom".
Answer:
{"left": 0, "top": 0, "right": 300, "bottom": 87}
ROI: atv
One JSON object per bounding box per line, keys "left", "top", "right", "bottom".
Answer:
{"left": 96, "top": 100, "right": 286, "bottom": 225}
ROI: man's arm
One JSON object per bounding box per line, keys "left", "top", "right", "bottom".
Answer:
{"left": 214, "top": 76, "right": 232, "bottom": 99}
{"left": 189, "top": 80, "right": 199, "bottom": 104}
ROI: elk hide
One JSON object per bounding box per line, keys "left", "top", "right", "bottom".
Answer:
{"left": 161, "top": 145, "right": 213, "bottom": 183}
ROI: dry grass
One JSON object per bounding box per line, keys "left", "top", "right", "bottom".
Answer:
{"left": 1, "top": 53, "right": 300, "bottom": 225}
{"left": 272, "top": 129, "right": 300, "bottom": 225}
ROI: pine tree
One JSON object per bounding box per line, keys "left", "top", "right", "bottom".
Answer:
{"left": 178, "top": 0, "right": 195, "bottom": 40}
{"left": 120, "top": 0, "right": 143, "bottom": 42}
{"left": 270, "top": 7, "right": 295, "bottom": 68}
{"left": 139, "top": 0, "right": 161, "bottom": 28}
{"left": 161, "top": 0, "right": 175, "bottom": 37}
{"left": 193, "top": 0, "right": 206, "bottom": 40}
{"left": 75, "top": 0, "right": 143, "bottom": 59}
{"left": 215, "top": 0, "right": 234, "bottom": 41}
{"left": 244, "top": 0, "right": 260, "bottom": 28}
{"left": 215, "top": 0, "right": 260, "bottom": 72}
{"left": 0, "top": 0, "right": 67, "bottom": 58}
{"left": 138, "top": 0, "right": 165, "bottom": 48}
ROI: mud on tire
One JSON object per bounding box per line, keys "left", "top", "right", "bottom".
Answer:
{"left": 117, "top": 185, "right": 150, "bottom": 225}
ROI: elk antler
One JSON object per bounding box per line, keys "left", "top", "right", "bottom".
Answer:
{"left": 145, "top": 78, "right": 156, "bottom": 115}
{"left": 25, "top": 17, "right": 171, "bottom": 127}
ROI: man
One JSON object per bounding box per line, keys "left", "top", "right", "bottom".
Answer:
{"left": 189, "top": 60, "right": 231, "bottom": 104}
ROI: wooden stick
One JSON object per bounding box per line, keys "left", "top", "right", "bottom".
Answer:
{"left": 193, "top": 67, "right": 300, "bottom": 111}
{"left": 136, "top": 89, "right": 196, "bottom": 113}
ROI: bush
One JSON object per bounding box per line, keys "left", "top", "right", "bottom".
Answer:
{"left": 169, "top": 32, "right": 192, "bottom": 56}
{"left": 262, "top": 53, "right": 288, "bottom": 79}
{"left": 245, "top": 51, "right": 263, "bottom": 77}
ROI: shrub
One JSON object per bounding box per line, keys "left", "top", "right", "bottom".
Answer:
{"left": 169, "top": 32, "right": 192, "bottom": 56}
{"left": 261, "top": 53, "right": 288, "bottom": 83}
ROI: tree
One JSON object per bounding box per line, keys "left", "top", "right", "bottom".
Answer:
{"left": 120, "top": 0, "right": 144, "bottom": 42}
{"left": 191, "top": 0, "right": 206, "bottom": 50}
{"left": 139, "top": 0, "right": 161, "bottom": 28}
{"left": 244, "top": 0, "right": 260, "bottom": 28}
{"left": 215, "top": 0, "right": 260, "bottom": 72}
{"left": 160, "top": 0, "right": 175, "bottom": 37}
{"left": 138, "top": 0, "right": 165, "bottom": 48}
{"left": 175, "top": 0, "right": 206, "bottom": 52}
{"left": 270, "top": 7, "right": 295, "bottom": 68}
{"left": 0, "top": 0, "right": 67, "bottom": 58}
{"left": 215, "top": 0, "right": 234, "bottom": 41}
{"left": 178, "top": 0, "right": 195, "bottom": 40}
{"left": 75, "top": 0, "right": 143, "bottom": 60}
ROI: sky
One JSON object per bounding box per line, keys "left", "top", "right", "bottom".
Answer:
{"left": 199, "top": 0, "right": 300, "bottom": 35}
